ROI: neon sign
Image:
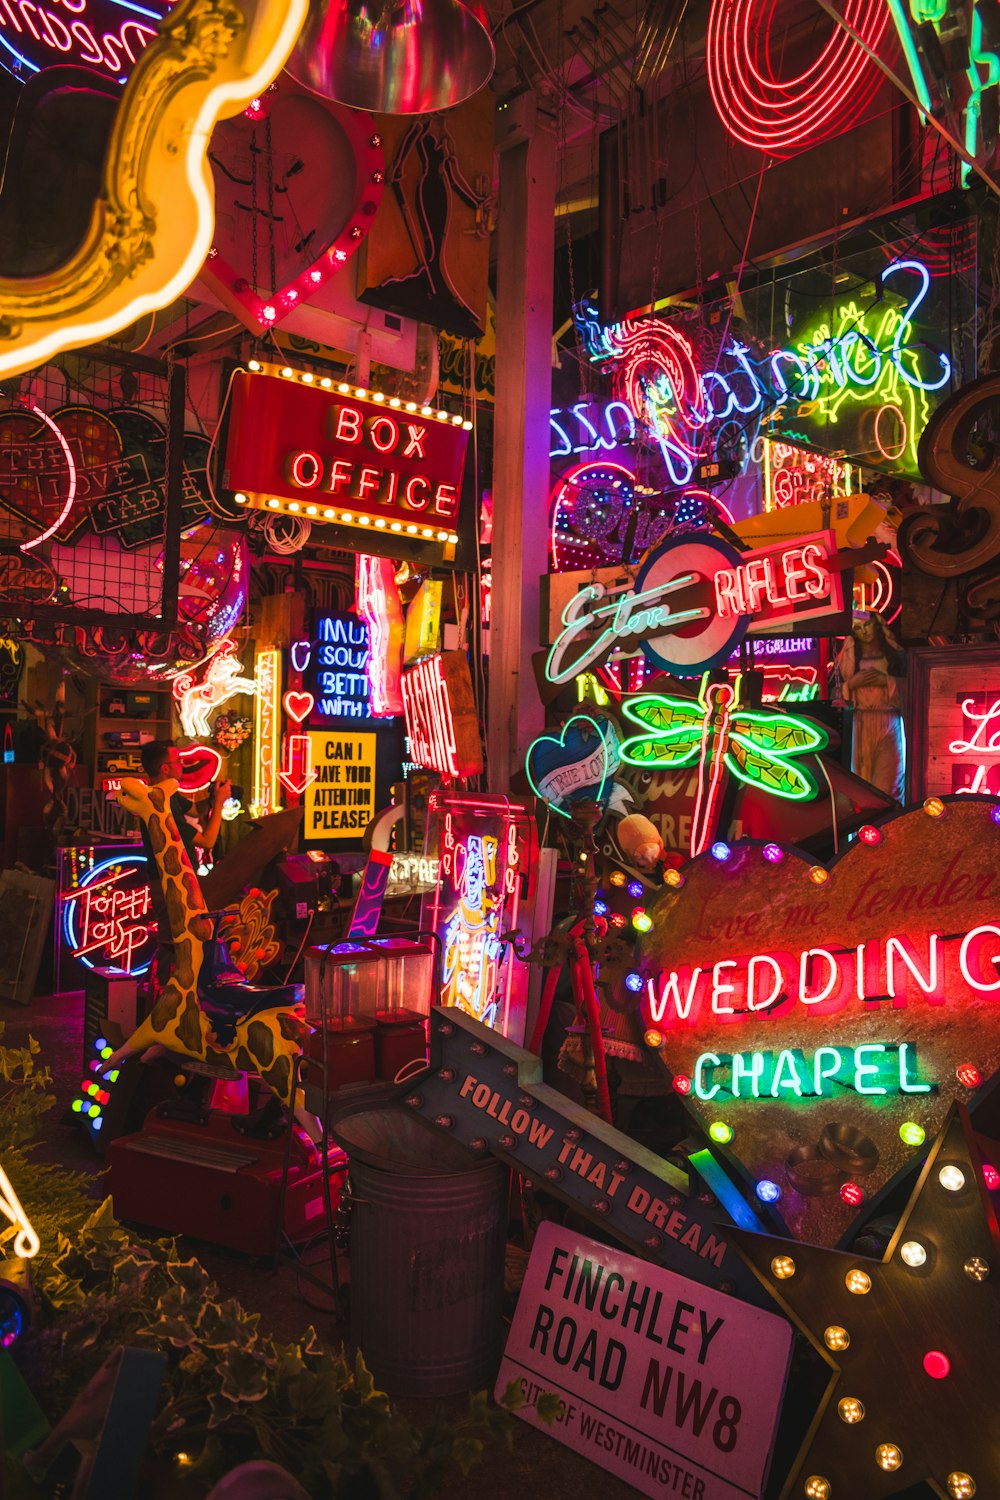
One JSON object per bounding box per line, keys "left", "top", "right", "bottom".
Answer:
{"left": 401, "top": 651, "right": 484, "bottom": 780}
{"left": 426, "top": 795, "right": 531, "bottom": 1035}
{"left": 174, "top": 638, "right": 255, "bottom": 738}
{"left": 549, "top": 400, "right": 637, "bottom": 459}
{"left": 949, "top": 695, "right": 1000, "bottom": 796}
{"left": 306, "top": 614, "right": 372, "bottom": 721}
{"left": 252, "top": 648, "right": 280, "bottom": 817}
{"left": 706, "top": 0, "right": 890, "bottom": 156}
{"left": 0, "top": 0, "right": 170, "bottom": 84}
{"left": 621, "top": 675, "right": 828, "bottom": 857}
{"left": 762, "top": 441, "right": 856, "bottom": 513}
{"left": 0, "top": 1165, "right": 39, "bottom": 1260}
{"left": 692, "top": 1044, "right": 932, "bottom": 1101}
{"left": 576, "top": 258, "right": 953, "bottom": 479}
{"left": 225, "top": 365, "right": 468, "bottom": 547}
{"left": 61, "top": 852, "right": 155, "bottom": 976}
{"left": 546, "top": 530, "right": 844, "bottom": 684}
{"left": 356, "top": 554, "right": 404, "bottom": 715}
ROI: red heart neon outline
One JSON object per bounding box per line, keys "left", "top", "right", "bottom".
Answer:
{"left": 199, "top": 79, "right": 384, "bottom": 335}
{"left": 283, "top": 690, "right": 314, "bottom": 724}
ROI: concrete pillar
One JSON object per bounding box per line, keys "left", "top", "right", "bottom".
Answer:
{"left": 488, "top": 98, "right": 557, "bottom": 789}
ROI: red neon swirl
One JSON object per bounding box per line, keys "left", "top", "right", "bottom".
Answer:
{"left": 706, "top": 0, "right": 891, "bottom": 157}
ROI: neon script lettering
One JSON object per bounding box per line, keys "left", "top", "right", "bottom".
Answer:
{"left": 950, "top": 695, "right": 1000, "bottom": 796}
{"left": 547, "top": 576, "right": 708, "bottom": 685}
{"left": 0, "top": 0, "right": 164, "bottom": 84}
{"left": 646, "top": 926, "right": 1000, "bottom": 1027}
{"left": 692, "top": 1043, "right": 933, "bottom": 1101}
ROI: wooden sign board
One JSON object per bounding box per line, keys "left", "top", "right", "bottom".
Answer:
{"left": 636, "top": 798, "right": 1000, "bottom": 1244}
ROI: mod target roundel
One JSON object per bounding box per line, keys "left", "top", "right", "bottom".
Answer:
{"left": 633, "top": 533, "right": 748, "bottom": 677}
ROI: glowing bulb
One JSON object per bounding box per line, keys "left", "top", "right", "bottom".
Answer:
{"left": 248, "top": 359, "right": 261, "bottom": 371}
{"left": 858, "top": 824, "right": 881, "bottom": 845}
{"left": 664, "top": 868, "right": 684, "bottom": 887}
{"left": 770, "top": 1254, "right": 795, "bottom": 1279}
{"left": 643, "top": 1029, "right": 663, "bottom": 1049}
{"left": 234, "top": 491, "right": 247, "bottom": 505}
{"left": 923, "top": 797, "right": 945, "bottom": 817}
{"left": 964, "top": 1257, "right": 990, "bottom": 1281}
{"left": 710, "top": 841, "right": 731, "bottom": 861}
{"left": 321, "top": 378, "right": 332, "bottom": 388}
{"left": 288, "top": 502, "right": 300, "bottom": 512}
{"left": 923, "top": 1350, "right": 950, "bottom": 1379}
{"left": 957, "top": 1063, "right": 982, "bottom": 1088}
{"left": 756, "top": 1179, "right": 781, "bottom": 1203}
{"left": 838, "top": 1397, "right": 864, "bottom": 1424}
{"left": 301, "top": 372, "right": 314, "bottom": 383}
{"left": 338, "top": 382, "right": 351, "bottom": 394}
{"left": 840, "top": 1182, "right": 865, "bottom": 1206}
{"left": 762, "top": 842, "right": 783, "bottom": 863}
{"left": 673, "top": 1075, "right": 692, "bottom": 1095}
{"left": 268, "top": 498, "right": 280, "bottom": 508}
{"left": 804, "top": 1480, "right": 831, "bottom": 1500}
{"left": 323, "top": 508, "right": 335, "bottom": 519}
{"left": 355, "top": 387, "right": 368, "bottom": 399}
{"left": 808, "top": 865, "right": 828, "bottom": 884}
{"left": 406, "top": 524, "right": 418, "bottom": 534}
{"left": 71, "top": 1099, "right": 83, "bottom": 1112}
{"left": 900, "top": 1241, "right": 926, "bottom": 1267}
{"left": 824, "top": 1326, "right": 850, "bottom": 1351}
{"left": 625, "top": 972, "right": 644, "bottom": 994}
{"left": 280, "top": 366, "right": 293, "bottom": 378}
{"left": 983, "top": 1163, "right": 1000, "bottom": 1190}
{"left": 632, "top": 909, "right": 652, "bottom": 933}
{"left": 899, "top": 1122, "right": 925, "bottom": 1147}
{"left": 709, "top": 1121, "right": 734, "bottom": 1145}
{"left": 947, "top": 1473, "right": 976, "bottom": 1497}
{"left": 610, "top": 871, "right": 626, "bottom": 887}
{"left": 875, "top": 1444, "right": 902, "bottom": 1471}
{"left": 627, "top": 880, "right": 644, "bottom": 898}
{"left": 845, "top": 1269, "right": 871, "bottom": 1295}
{"left": 939, "top": 1165, "right": 966, "bottom": 1192}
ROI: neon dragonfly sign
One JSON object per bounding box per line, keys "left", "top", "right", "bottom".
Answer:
{"left": 576, "top": 259, "right": 952, "bottom": 482}
{"left": 61, "top": 853, "right": 156, "bottom": 976}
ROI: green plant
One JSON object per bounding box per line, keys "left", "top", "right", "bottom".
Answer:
{"left": 2, "top": 1034, "right": 555, "bottom": 1498}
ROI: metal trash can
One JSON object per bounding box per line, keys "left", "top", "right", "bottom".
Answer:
{"left": 330, "top": 1103, "right": 507, "bottom": 1397}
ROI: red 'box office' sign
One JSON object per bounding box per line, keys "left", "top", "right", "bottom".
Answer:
{"left": 223, "top": 366, "right": 470, "bottom": 542}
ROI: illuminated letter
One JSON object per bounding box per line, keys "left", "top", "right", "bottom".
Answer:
{"left": 959, "top": 925, "right": 1000, "bottom": 992}
{"left": 356, "top": 467, "right": 380, "bottom": 500}
{"left": 368, "top": 415, "right": 399, "bottom": 453}
{"left": 732, "top": 1051, "right": 765, "bottom": 1099}
{"left": 648, "top": 965, "right": 705, "bottom": 1024}
{"left": 335, "top": 407, "right": 362, "bottom": 443}
{"left": 898, "top": 1042, "right": 932, "bottom": 1094}
{"left": 403, "top": 424, "right": 427, "bottom": 458}
{"left": 714, "top": 569, "right": 745, "bottom": 619}
{"left": 882, "top": 259, "right": 952, "bottom": 392}
{"left": 769, "top": 1049, "right": 805, "bottom": 1098}
{"left": 854, "top": 1043, "right": 888, "bottom": 1095}
{"left": 693, "top": 1052, "right": 723, "bottom": 1101}
{"left": 433, "top": 483, "right": 458, "bottom": 516}
{"left": 800, "top": 948, "right": 840, "bottom": 1006}
{"left": 747, "top": 954, "right": 783, "bottom": 1011}
{"left": 797, "top": 543, "right": 830, "bottom": 599}
{"left": 405, "top": 475, "right": 430, "bottom": 510}
{"left": 813, "top": 1046, "right": 845, "bottom": 1096}
{"left": 711, "top": 960, "right": 738, "bottom": 1016}
{"left": 886, "top": 934, "right": 941, "bottom": 1003}
{"left": 742, "top": 557, "right": 772, "bottom": 615}
{"left": 327, "top": 459, "right": 353, "bottom": 496}
{"left": 288, "top": 450, "right": 322, "bottom": 488}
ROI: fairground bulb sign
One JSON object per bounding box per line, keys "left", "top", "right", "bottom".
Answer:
{"left": 633, "top": 799, "right": 1000, "bottom": 1244}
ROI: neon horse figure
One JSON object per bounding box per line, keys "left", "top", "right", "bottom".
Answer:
{"left": 619, "top": 672, "right": 829, "bottom": 857}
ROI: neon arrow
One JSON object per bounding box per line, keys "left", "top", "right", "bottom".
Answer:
{"left": 278, "top": 732, "right": 317, "bottom": 797}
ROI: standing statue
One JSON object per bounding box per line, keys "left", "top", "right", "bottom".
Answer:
{"left": 837, "top": 611, "right": 906, "bottom": 801}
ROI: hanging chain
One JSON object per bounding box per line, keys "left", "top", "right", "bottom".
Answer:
{"left": 266, "top": 114, "right": 276, "bottom": 297}
{"left": 251, "top": 125, "right": 259, "bottom": 297}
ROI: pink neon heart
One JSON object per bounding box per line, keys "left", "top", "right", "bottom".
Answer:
{"left": 283, "top": 690, "right": 314, "bottom": 724}
{"left": 199, "top": 76, "right": 384, "bottom": 335}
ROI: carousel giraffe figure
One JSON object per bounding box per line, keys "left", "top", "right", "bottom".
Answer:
{"left": 109, "top": 778, "right": 312, "bottom": 1124}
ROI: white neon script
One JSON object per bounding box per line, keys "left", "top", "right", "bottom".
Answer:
{"left": 546, "top": 575, "right": 708, "bottom": 685}
{"left": 950, "top": 695, "right": 1000, "bottom": 796}
{"left": 0, "top": 0, "right": 160, "bottom": 81}
{"left": 63, "top": 867, "right": 154, "bottom": 973}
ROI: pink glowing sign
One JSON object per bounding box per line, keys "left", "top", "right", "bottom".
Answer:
{"left": 61, "top": 851, "right": 156, "bottom": 976}
{"left": 0, "top": 0, "right": 172, "bottom": 83}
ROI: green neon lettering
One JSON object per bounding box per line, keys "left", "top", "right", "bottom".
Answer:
{"left": 899, "top": 1042, "right": 932, "bottom": 1094}
{"left": 811, "top": 1046, "right": 845, "bottom": 1096}
{"left": 769, "top": 1049, "right": 806, "bottom": 1099}
{"left": 732, "top": 1051, "right": 766, "bottom": 1099}
{"left": 693, "top": 1052, "right": 724, "bottom": 1101}
{"left": 854, "top": 1043, "right": 889, "bottom": 1095}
